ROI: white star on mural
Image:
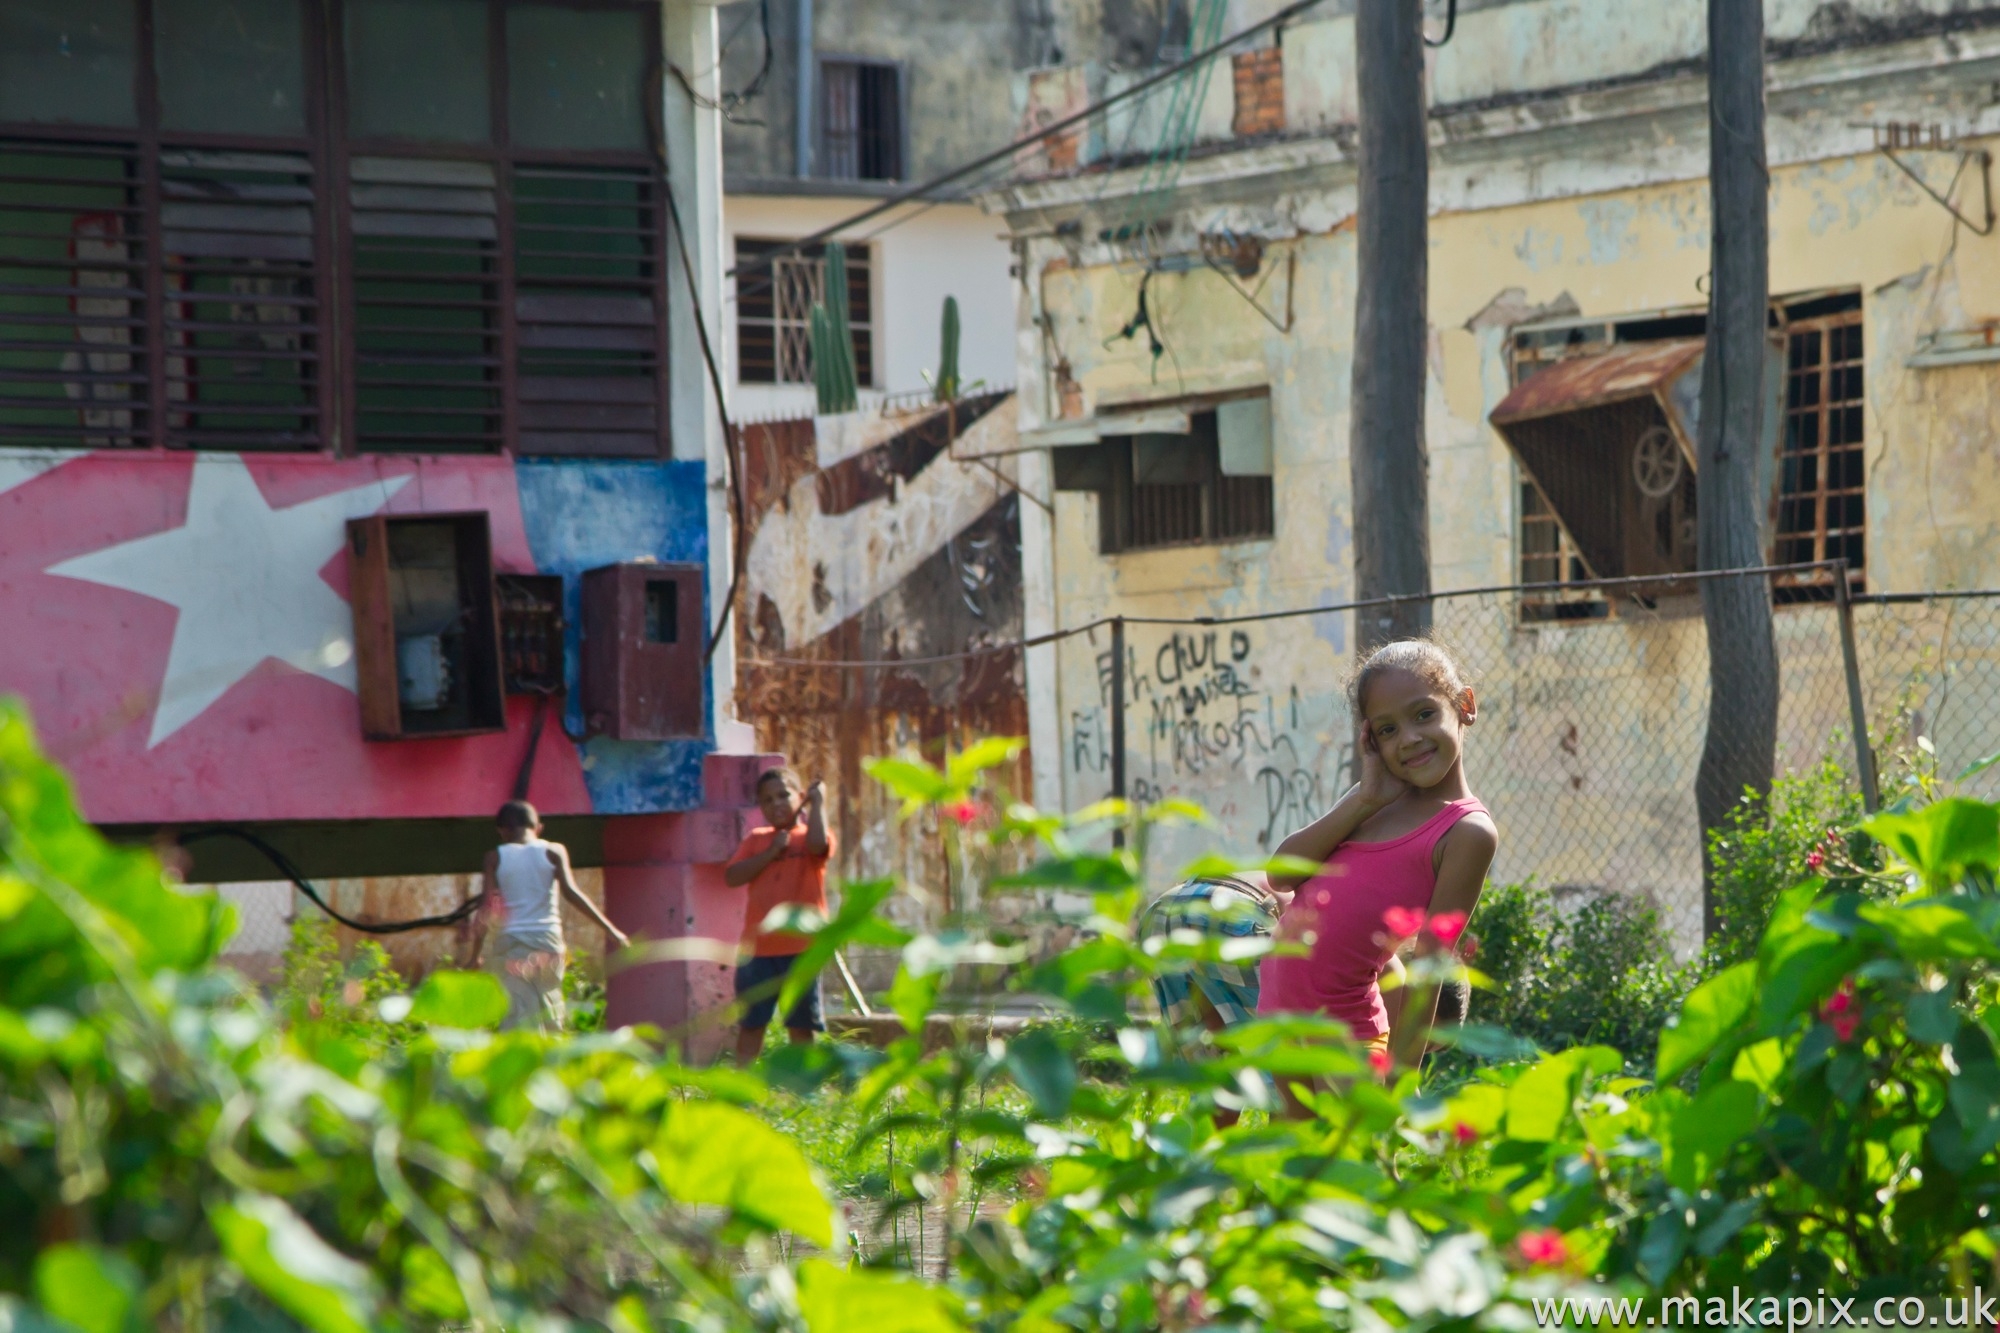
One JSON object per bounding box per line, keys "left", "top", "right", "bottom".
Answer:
{"left": 48, "top": 457, "right": 411, "bottom": 747}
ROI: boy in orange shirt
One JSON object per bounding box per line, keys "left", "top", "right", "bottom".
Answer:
{"left": 723, "top": 768, "right": 834, "bottom": 1063}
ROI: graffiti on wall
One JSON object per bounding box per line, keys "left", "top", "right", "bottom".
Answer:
{"left": 1067, "top": 623, "right": 1351, "bottom": 848}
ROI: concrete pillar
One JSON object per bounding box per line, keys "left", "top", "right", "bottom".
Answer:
{"left": 602, "top": 751, "right": 785, "bottom": 1059}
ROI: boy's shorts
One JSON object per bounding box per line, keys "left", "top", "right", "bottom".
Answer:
{"left": 1138, "top": 875, "right": 1279, "bottom": 1028}
{"left": 734, "top": 953, "right": 825, "bottom": 1032}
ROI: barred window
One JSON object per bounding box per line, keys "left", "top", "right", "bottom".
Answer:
{"left": 1053, "top": 405, "right": 1275, "bottom": 555}
{"left": 819, "top": 61, "right": 902, "bottom": 182}
{"left": 733, "top": 237, "right": 874, "bottom": 387}
{"left": 1774, "top": 298, "right": 1865, "bottom": 601}
{"left": 0, "top": 0, "right": 668, "bottom": 457}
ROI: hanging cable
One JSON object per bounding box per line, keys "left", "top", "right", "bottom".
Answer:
{"left": 179, "top": 827, "right": 481, "bottom": 935}
{"left": 1424, "top": 0, "right": 1457, "bottom": 47}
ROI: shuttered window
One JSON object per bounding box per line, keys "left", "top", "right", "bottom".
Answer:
{"left": 0, "top": 0, "right": 667, "bottom": 457}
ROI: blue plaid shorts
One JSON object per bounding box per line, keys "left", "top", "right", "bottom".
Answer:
{"left": 1137, "top": 876, "right": 1279, "bottom": 1028}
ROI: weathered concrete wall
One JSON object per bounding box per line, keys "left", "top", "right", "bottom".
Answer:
{"left": 996, "top": 12, "right": 2000, "bottom": 943}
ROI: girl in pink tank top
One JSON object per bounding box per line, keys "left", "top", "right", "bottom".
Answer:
{"left": 1259, "top": 640, "right": 1499, "bottom": 1081}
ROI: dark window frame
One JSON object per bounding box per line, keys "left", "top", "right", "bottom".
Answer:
{"left": 1055, "top": 405, "right": 1274, "bottom": 555}
{"left": 815, "top": 55, "right": 904, "bottom": 183}
{"left": 732, "top": 235, "right": 874, "bottom": 387}
{"left": 0, "top": 0, "right": 669, "bottom": 458}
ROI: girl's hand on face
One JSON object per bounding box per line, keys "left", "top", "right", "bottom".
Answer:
{"left": 1355, "top": 723, "right": 1411, "bottom": 812}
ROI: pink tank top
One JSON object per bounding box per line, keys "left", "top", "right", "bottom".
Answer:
{"left": 1257, "top": 797, "right": 1488, "bottom": 1040}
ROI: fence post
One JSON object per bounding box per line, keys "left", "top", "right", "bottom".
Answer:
{"left": 1109, "top": 616, "right": 1127, "bottom": 848}
{"left": 1834, "top": 568, "right": 1882, "bottom": 813}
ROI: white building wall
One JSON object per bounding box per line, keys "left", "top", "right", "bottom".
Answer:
{"left": 722, "top": 195, "right": 1016, "bottom": 419}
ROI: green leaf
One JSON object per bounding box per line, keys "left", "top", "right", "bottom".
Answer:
{"left": 211, "top": 1195, "right": 378, "bottom": 1333}
{"left": 864, "top": 755, "right": 951, "bottom": 805}
{"left": 1658, "top": 962, "right": 1757, "bottom": 1084}
{"left": 1636, "top": 1207, "right": 1689, "bottom": 1285}
{"left": 887, "top": 964, "right": 941, "bottom": 1035}
{"left": 405, "top": 969, "right": 509, "bottom": 1029}
{"left": 779, "top": 878, "right": 909, "bottom": 1018}
{"left": 1959, "top": 750, "right": 2000, "bottom": 785}
{"left": 33, "top": 1245, "right": 136, "bottom": 1333}
{"left": 398, "top": 1245, "right": 469, "bottom": 1322}
{"left": 796, "top": 1259, "right": 961, "bottom": 1333}
{"left": 1666, "top": 1078, "right": 1761, "bottom": 1190}
{"left": 992, "top": 852, "right": 1139, "bottom": 893}
{"left": 1909, "top": 987, "right": 1961, "bottom": 1044}
{"left": 1866, "top": 800, "right": 2000, "bottom": 878}
{"left": 1505, "top": 1055, "right": 1580, "bottom": 1142}
{"left": 944, "top": 737, "right": 1024, "bottom": 789}
{"left": 1138, "top": 797, "right": 1212, "bottom": 827}
{"left": 655, "top": 1100, "right": 835, "bottom": 1246}
{"left": 1005, "top": 1027, "right": 1077, "bottom": 1117}
{"left": 1176, "top": 853, "right": 1322, "bottom": 883}
{"left": 1859, "top": 900, "right": 2000, "bottom": 962}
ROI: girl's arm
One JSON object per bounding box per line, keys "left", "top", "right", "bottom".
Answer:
{"left": 1384, "top": 813, "right": 1499, "bottom": 1072}
{"left": 550, "top": 844, "right": 630, "bottom": 951}
{"left": 1269, "top": 727, "right": 1408, "bottom": 889}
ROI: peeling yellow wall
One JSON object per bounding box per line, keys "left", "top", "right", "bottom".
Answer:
{"left": 1032, "top": 145, "right": 2000, "bottom": 937}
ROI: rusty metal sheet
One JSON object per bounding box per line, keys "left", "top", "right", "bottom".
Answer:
{"left": 1489, "top": 338, "right": 1703, "bottom": 426}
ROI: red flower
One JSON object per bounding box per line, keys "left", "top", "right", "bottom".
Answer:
{"left": 1451, "top": 1121, "right": 1480, "bottom": 1145}
{"left": 1517, "top": 1230, "right": 1570, "bottom": 1267}
{"left": 1382, "top": 906, "right": 1426, "bottom": 940}
{"left": 1805, "top": 850, "right": 1826, "bottom": 871}
{"left": 1831, "top": 1013, "right": 1860, "bottom": 1043}
{"left": 1368, "top": 1047, "right": 1394, "bottom": 1077}
{"left": 943, "top": 799, "right": 982, "bottom": 826}
{"left": 1461, "top": 933, "right": 1480, "bottom": 961}
{"left": 1820, "top": 981, "right": 1855, "bottom": 1018}
{"left": 1428, "top": 911, "right": 1469, "bottom": 946}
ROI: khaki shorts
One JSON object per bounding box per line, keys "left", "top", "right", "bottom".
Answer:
{"left": 489, "top": 930, "right": 566, "bottom": 1033}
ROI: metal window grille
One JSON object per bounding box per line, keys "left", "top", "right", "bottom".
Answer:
{"left": 1774, "top": 309, "right": 1866, "bottom": 601}
{"left": 0, "top": 0, "right": 667, "bottom": 458}
{"left": 1100, "top": 411, "right": 1274, "bottom": 553}
{"left": 819, "top": 60, "right": 902, "bottom": 182}
{"left": 733, "top": 237, "right": 873, "bottom": 387}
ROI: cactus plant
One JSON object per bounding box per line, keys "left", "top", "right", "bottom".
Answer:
{"left": 810, "top": 243, "right": 859, "bottom": 414}
{"left": 934, "top": 295, "right": 961, "bottom": 403}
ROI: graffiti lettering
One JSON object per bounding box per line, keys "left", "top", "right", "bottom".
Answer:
{"left": 1257, "top": 766, "right": 1325, "bottom": 849}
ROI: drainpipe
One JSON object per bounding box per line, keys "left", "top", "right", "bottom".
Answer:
{"left": 795, "top": 0, "right": 814, "bottom": 177}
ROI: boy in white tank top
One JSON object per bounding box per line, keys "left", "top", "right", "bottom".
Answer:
{"left": 473, "top": 800, "right": 629, "bottom": 1032}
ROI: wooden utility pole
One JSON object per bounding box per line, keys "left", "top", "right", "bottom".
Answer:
{"left": 1349, "top": 0, "right": 1432, "bottom": 648}
{"left": 1696, "top": 0, "right": 1780, "bottom": 938}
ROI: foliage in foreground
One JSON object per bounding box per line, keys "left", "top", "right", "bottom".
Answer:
{"left": 5, "top": 699, "right": 2000, "bottom": 1329}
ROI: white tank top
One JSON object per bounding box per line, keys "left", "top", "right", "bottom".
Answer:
{"left": 494, "top": 839, "right": 562, "bottom": 941}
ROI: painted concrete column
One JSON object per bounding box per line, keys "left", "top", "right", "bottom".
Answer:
{"left": 602, "top": 750, "right": 785, "bottom": 1059}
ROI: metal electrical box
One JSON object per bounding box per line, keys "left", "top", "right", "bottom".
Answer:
{"left": 346, "top": 511, "right": 506, "bottom": 741}
{"left": 580, "top": 562, "right": 704, "bottom": 739}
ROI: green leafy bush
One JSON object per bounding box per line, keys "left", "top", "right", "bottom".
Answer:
{"left": 1706, "top": 756, "right": 1871, "bottom": 968}
{"left": 10, "top": 689, "right": 2000, "bottom": 1330}
{"left": 1465, "top": 879, "right": 1691, "bottom": 1070}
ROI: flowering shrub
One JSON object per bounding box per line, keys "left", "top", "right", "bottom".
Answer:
{"left": 4, "top": 695, "right": 2000, "bottom": 1330}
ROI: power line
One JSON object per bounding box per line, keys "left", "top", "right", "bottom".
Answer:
{"left": 723, "top": 0, "right": 1334, "bottom": 285}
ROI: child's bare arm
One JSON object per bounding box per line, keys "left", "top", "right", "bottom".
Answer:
{"left": 549, "top": 844, "right": 629, "bottom": 950}
{"left": 1385, "top": 814, "right": 1498, "bottom": 1071}
{"left": 802, "top": 780, "right": 829, "bottom": 857}
{"left": 469, "top": 850, "right": 499, "bottom": 965}
{"left": 1270, "top": 726, "right": 1409, "bottom": 889}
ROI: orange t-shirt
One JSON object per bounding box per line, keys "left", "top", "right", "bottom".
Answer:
{"left": 727, "top": 826, "right": 836, "bottom": 957}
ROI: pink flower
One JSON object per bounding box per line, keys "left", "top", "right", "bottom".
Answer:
{"left": 1427, "top": 911, "right": 1468, "bottom": 946}
{"left": 1805, "top": 850, "right": 1826, "bottom": 871}
{"left": 1451, "top": 1121, "right": 1480, "bottom": 1145}
{"left": 1517, "top": 1230, "right": 1570, "bottom": 1267}
{"left": 1831, "top": 1013, "right": 1860, "bottom": 1043}
{"left": 943, "top": 799, "right": 982, "bottom": 826}
{"left": 1461, "top": 933, "right": 1481, "bottom": 961}
{"left": 1368, "top": 1047, "right": 1394, "bottom": 1077}
{"left": 1382, "top": 906, "right": 1426, "bottom": 940}
{"left": 1820, "top": 981, "right": 1854, "bottom": 1019}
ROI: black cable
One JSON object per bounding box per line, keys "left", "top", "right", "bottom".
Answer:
{"left": 724, "top": 0, "right": 774, "bottom": 110}
{"left": 1424, "top": 0, "right": 1457, "bottom": 47}
{"left": 724, "top": 0, "right": 1334, "bottom": 285}
{"left": 179, "top": 828, "right": 480, "bottom": 935}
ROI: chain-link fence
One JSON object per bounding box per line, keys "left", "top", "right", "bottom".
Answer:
{"left": 1043, "top": 568, "right": 2000, "bottom": 952}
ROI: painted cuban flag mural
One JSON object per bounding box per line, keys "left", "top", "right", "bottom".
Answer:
{"left": 0, "top": 450, "right": 712, "bottom": 825}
